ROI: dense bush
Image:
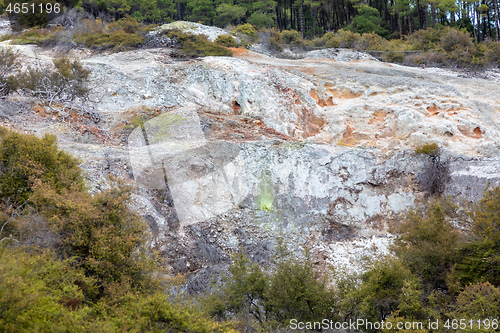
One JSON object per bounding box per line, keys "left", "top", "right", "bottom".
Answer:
{"left": 447, "top": 282, "right": 500, "bottom": 322}
{"left": 454, "top": 186, "right": 500, "bottom": 286}
{"left": 346, "top": 4, "right": 389, "bottom": 37}
{"left": 392, "top": 204, "right": 460, "bottom": 291}
{"left": 407, "top": 27, "right": 442, "bottom": 51}
{"left": 0, "top": 128, "right": 83, "bottom": 206}
{"left": 383, "top": 50, "right": 405, "bottom": 63}
{"left": 280, "top": 29, "right": 302, "bottom": 45}
{"left": 215, "top": 34, "right": 237, "bottom": 47}
{"left": 323, "top": 29, "right": 360, "bottom": 48}
{"left": 163, "top": 29, "right": 233, "bottom": 57}
{"left": 355, "top": 32, "right": 388, "bottom": 50}
{"left": 71, "top": 17, "right": 147, "bottom": 51}
{"left": 0, "top": 127, "right": 237, "bottom": 332}
{"left": 209, "top": 245, "right": 336, "bottom": 330}
{"left": 233, "top": 23, "right": 258, "bottom": 41}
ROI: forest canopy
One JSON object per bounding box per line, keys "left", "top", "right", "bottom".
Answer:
{"left": 2, "top": 0, "right": 499, "bottom": 41}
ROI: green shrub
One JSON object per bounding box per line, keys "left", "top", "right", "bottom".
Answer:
{"left": 211, "top": 245, "right": 336, "bottom": 329}
{"left": 163, "top": 29, "right": 233, "bottom": 57}
{"left": 351, "top": 259, "right": 417, "bottom": 322}
{"left": 215, "top": 34, "right": 237, "bottom": 47}
{"left": 346, "top": 4, "right": 389, "bottom": 37}
{"left": 280, "top": 29, "right": 302, "bottom": 45}
{"left": 455, "top": 186, "right": 500, "bottom": 286}
{"left": 436, "top": 27, "right": 484, "bottom": 67}
{"left": 392, "top": 204, "right": 460, "bottom": 291}
{"left": 0, "top": 128, "right": 84, "bottom": 206}
{"left": 383, "top": 50, "right": 405, "bottom": 63}
{"left": 0, "top": 248, "right": 98, "bottom": 332}
{"left": 72, "top": 17, "right": 150, "bottom": 51}
{"left": 438, "top": 27, "right": 474, "bottom": 53}
{"left": 234, "top": 23, "right": 257, "bottom": 41}
{"left": 0, "top": 127, "right": 237, "bottom": 332}
{"left": 323, "top": 29, "right": 361, "bottom": 48}
{"left": 407, "top": 27, "right": 442, "bottom": 51}
{"left": 485, "top": 41, "right": 500, "bottom": 65}
{"left": 76, "top": 30, "right": 145, "bottom": 51}
{"left": 355, "top": 32, "right": 388, "bottom": 50}
{"left": 415, "top": 143, "right": 440, "bottom": 156}
{"left": 447, "top": 282, "right": 500, "bottom": 321}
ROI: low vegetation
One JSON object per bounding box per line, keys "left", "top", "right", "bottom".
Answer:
{"left": 0, "top": 127, "right": 237, "bottom": 332}
{"left": 162, "top": 29, "right": 233, "bottom": 57}
{"left": 198, "top": 193, "right": 500, "bottom": 331}
{"left": 1, "top": 111, "right": 500, "bottom": 331}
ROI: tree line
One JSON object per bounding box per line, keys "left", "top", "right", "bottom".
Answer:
{"left": 1, "top": 0, "right": 499, "bottom": 41}
{"left": 77, "top": 0, "right": 499, "bottom": 41}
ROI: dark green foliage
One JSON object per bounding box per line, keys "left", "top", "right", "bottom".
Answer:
{"left": 455, "top": 186, "right": 500, "bottom": 286}
{"left": 347, "top": 4, "right": 389, "bottom": 37}
{"left": 447, "top": 282, "right": 500, "bottom": 321}
{"left": 186, "top": 0, "right": 215, "bottom": 25}
{"left": 211, "top": 245, "right": 336, "bottom": 330}
{"left": 214, "top": 3, "right": 246, "bottom": 28}
{"left": 215, "top": 34, "right": 238, "bottom": 47}
{"left": 280, "top": 29, "right": 302, "bottom": 44}
{"left": 266, "top": 248, "right": 336, "bottom": 324}
{"left": 0, "top": 129, "right": 83, "bottom": 206}
{"left": 6, "top": 0, "right": 60, "bottom": 29}
{"left": 392, "top": 204, "right": 460, "bottom": 291}
{"left": 163, "top": 29, "right": 233, "bottom": 57}
{"left": 234, "top": 23, "right": 258, "bottom": 41}
{"left": 0, "top": 127, "right": 237, "bottom": 332}
{"left": 347, "top": 259, "right": 417, "bottom": 322}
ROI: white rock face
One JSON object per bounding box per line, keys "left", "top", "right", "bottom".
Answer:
{"left": 78, "top": 47, "right": 500, "bottom": 275}
{"left": 84, "top": 50, "right": 500, "bottom": 158}
{"left": 5, "top": 39, "right": 500, "bottom": 277}
{"left": 158, "top": 21, "right": 233, "bottom": 42}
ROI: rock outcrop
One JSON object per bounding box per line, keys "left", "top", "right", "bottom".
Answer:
{"left": 2, "top": 33, "right": 500, "bottom": 283}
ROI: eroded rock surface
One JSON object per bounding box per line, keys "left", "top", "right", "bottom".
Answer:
{"left": 2, "top": 38, "right": 500, "bottom": 283}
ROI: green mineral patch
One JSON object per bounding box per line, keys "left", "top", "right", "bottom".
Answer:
{"left": 145, "top": 113, "right": 189, "bottom": 144}
{"left": 258, "top": 172, "right": 275, "bottom": 211}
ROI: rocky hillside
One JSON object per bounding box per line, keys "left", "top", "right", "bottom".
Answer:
{"left": 1, "top": 24, "right": 500, "bottom": 288}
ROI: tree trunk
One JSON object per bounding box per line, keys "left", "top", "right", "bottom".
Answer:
{"left": 313, "top": 8, "right": 317, "bottom": 38}
{"left": 299, "top": 1, "right": 305, "bottom": 38}
{"left": 495, "top": 0, "right": 499, "bottom": 41}
{"left": 399, "top": 14, "right": 402, "bottom": 38}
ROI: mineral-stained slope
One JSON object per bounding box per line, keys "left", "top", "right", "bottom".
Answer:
{"left": 2, "top": 42, "right": 500, "bottom": 282}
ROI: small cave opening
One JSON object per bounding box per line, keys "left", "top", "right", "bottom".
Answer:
{"left": 232, "top": 101, "right": 241, "bottom": 115}
{"left": 473, "top": 126, "right": 483, "bottom": 138}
